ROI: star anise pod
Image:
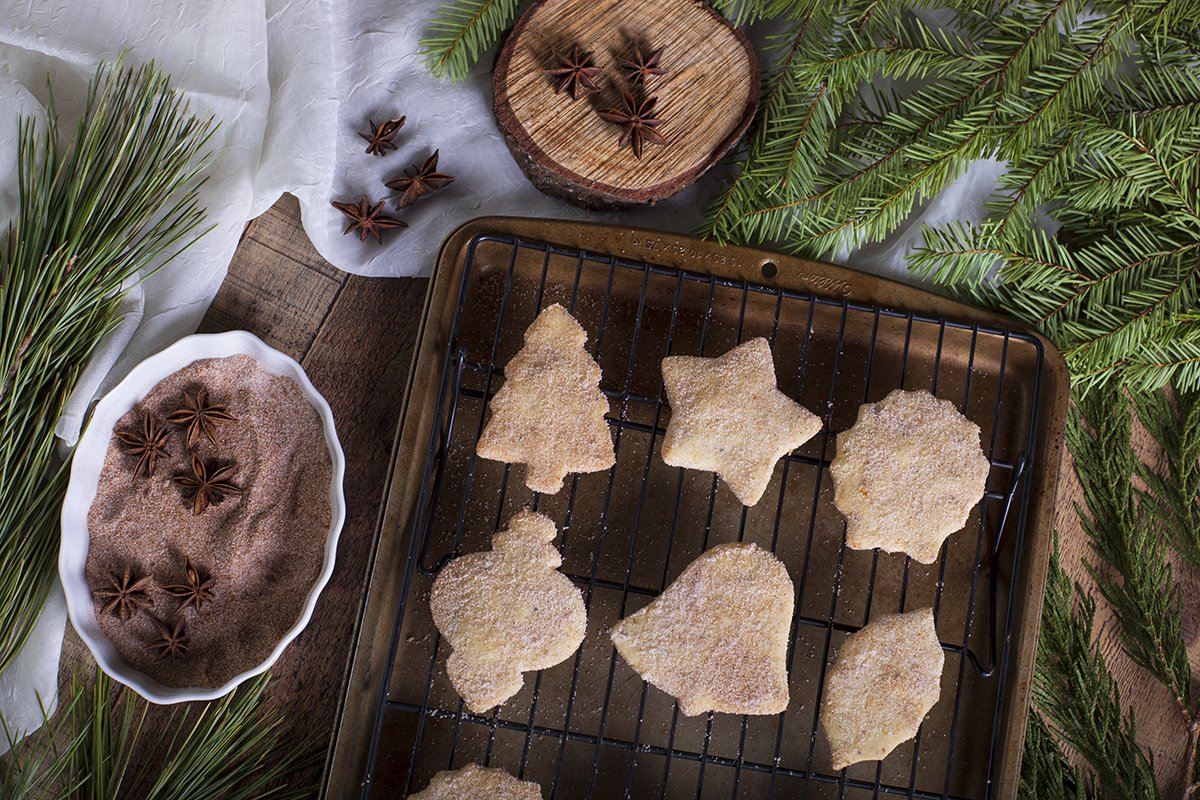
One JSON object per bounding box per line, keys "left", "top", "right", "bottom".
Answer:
{"left": 618, "top": 46, "right": 666, "bottom": 85}
{"left": 163, "top": 557, "right": 215, "bottom": 613}
{"left": 167, "top": 388, "right": 236, "bottom": 448}
{"left": 94, "top": 566, "right": 154, "bottom": 622}
{"left": 172, "top": 455, "right": 243, "bottom": 515}
{"left": 147, "top": 617, "right": 190, "bottom": 661}
{"left": 358, "top": 115, "right": 406, "bottom": 156}
{"left": 543, "top": 46, "right": 603, "bottom": 100}
{"left": 385, "top": 151, "right": 456, "bottom": 209}
{"left": 330, "top": 196, "right": 408, "bottom": 243}
{"left": 597, "top": 91, "right": 667, "bottom": 159}
{"left": 114, "top": 411, "right": 171, "bottom": 479}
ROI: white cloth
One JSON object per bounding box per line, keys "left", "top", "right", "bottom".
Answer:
{"left": 0, "top": 0, "right": 1000, "bottom": 745}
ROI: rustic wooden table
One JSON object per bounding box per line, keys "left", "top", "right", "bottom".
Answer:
{"left": 57, "top": 193, "right": 1196, "bottom": 797}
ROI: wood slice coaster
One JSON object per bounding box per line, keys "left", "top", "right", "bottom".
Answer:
{"left": 493, "top": 0, "right": 759, "bottom": 209}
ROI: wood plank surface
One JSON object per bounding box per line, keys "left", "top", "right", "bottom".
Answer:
{"left": 52, "top": 193, "right": 1194, "bottom": 797}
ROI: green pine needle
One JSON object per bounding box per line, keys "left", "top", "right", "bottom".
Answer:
{"left": 0, "top": 60, "right": 216, "bottom": 674}
{"left": 2, "top": 671, "right": 320, "bottom": 799}
{"left": 418, "top": 0, "right": 524, "bottom": 82}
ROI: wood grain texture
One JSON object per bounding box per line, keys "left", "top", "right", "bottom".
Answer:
{"left": 493, "top": 0, "right": 758, "bottom": 208}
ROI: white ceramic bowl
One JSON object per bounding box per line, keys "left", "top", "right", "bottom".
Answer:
{"left": 60, "top": 331, "right": 346, "bottom": 704}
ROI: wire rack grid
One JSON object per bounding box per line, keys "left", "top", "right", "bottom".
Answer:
{"left": 358, "top": 233, "right": 1046, "bottom": 800}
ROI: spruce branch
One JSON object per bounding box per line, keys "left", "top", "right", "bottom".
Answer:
{"left": 417, "top": 0, "right": 524, "bottom": 82}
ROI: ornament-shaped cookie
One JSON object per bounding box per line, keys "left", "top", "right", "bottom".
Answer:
{"left": 831, "top": 389, "right": 990, "bottom": 563}
{"left": 477, "top": 304, "right": 614, "bottom": 494}
{"left": 410, "top": 763, "right": 542, "bottom": 799}
{"left": 430, "top": 510, "right": 586, "bottom": 713}
{"left": 661, "top": 338, "right": 822, "bottom": 506}
{"left": 821, "top": 608, "right": 944, "bottom": 770}
{"left": 610, "top": 542, "right": 793, "bottom": 715}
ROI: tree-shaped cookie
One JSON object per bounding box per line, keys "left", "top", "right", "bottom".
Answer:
{"left": 661, "top": 337, "right": 823, "bottom": 505}
{"left": 429, "top": 510, "right": 586, "bottom": 713}
{"left": 610, "top": 542, "right": 793, "bottom": 716}
{"left": 410, "top": 763, "right": 542, "bottom": 799}
{"left": 477, "top": 304, "right": 614, "bottom": 494}
{"left": 821, "top": 608, "right": 944, "bottom": 770}
{"left": 831, "top": 389, "right": 990, "bottom": 564}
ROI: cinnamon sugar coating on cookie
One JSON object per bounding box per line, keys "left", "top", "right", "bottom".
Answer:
{"left": 477, "top": 304, "right": 614, "bottom": 494}
{"left": 410, "top": 763, "right": 542, "bottom": 799}
{"left": 610, "top": 542, "right": 793, "bottom": 716}
{"left": 820, "top": 608, "right": 944, "bottom": 770}
{"left": 831, "top": 389, "right": 990, "bottom": 564}
{"left": 660, "top": 338, "right": 823, "bottom": 506}
{"left": 429, "top": 510, "right": 586, "bottom": 713}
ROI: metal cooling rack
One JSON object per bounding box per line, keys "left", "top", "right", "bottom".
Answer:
{"left": 357, "top": 233, "right": 1046, "bottom": 800}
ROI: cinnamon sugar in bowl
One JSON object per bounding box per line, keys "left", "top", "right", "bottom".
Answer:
{"left": 60, "top": 331, "right": 346, "bottom": 704}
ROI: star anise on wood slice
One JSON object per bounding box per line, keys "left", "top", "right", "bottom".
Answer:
{"left": 543, "top": 47, "right": 603, "bottom": 100}
{"left": 163, "top": 557, "right": 215, "bottom": 613}
{"left": 147, "top": 617, "right": 190, "bottom": 661}
{"left": 385, "top": 151, "right": 456, "bottom": 209}
{"left": 167, "top": 388, "right": 236, "bottom": 448}
{"left": 597, "top": 92, "right": 667, "bottom": 159}
{"left": 94, "top": 566, "right": 154, "bottom": 622}
{"left": 358, "top": 115, "right": 406, "bottom": 156}
{"left": 618, "top": 46, "right": 666, "bottom": 85}
{"left": 173, "top": 455, "right": 243, "bottom": 515}
{"left": 330, "top": 196, "right": 408, "bottom": 243}
{"left": 115, "top": 411, "right": 171, "bottom": 479}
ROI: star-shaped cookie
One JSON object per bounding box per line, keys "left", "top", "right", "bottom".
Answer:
{"left": 477, "top": 304, "right": 615, "bottom": 494}
{"left": 429, "top": 510, "right": 587, "bottom": 713}
{"left": 660, "top": 338, "right": 823, "bottom": 506}
{"left": 831, "top": 389, "right": 990, "bottom": 564}
{"left": 610, "top": 542, "right": 794, "bottom": 716}
{"left": 820, "top": 608, "right": 944, "bottom": 770}
{"left": 410, "top": 763, "right": 542, "bottom": 799}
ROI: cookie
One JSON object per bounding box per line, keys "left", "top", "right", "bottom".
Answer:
{"left": 831, "top": 388, "right": 990, "bottom": 564}
{"left": 660, "top": 337, "right": 822, "bottom": 506}
{"left": 610, "top": 542, "right": 793, "bottom": 716}
{"left": 477, "top": 304, "right": 614, "bottom": 494}
{"left": 429, "top": 510, "right": 586, "bottom": 713}
{"left": 820, "top": 608, "right": 944, "bottom": 770}
{"left": 410, "top": 763, "right": 542, "bottom": 799}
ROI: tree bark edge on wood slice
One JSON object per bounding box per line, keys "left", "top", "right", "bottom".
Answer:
{"left": 493, "top": 0, "right": 759, "bottom": 210}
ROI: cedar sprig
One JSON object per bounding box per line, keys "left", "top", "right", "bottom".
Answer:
{"left": 1134, "top": 389, "right": 1200, "bottom": 569}
{"left": 1028, "top": 383, "right": 1200, "bottom": 799}
{"left": 1070, "top": 385, "right": 1192, "bottom": 711}
{"left": 0, "top": 58, "right": 215, "bottom": 674}
{"left": 1029, "top": 538, "right": 1160, "bottom": 800}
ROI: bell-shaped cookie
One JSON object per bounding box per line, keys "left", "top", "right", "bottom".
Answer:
{"left": 610, "top": 542, "right": 793, "bottom": 715}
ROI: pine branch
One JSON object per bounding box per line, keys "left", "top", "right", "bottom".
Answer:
{"left": 2, "top": 671, "right": 320, "bottom": 799}
{"left": 417, "top": 0, "right": 524, "bottom": 82}
{"left": 0, "top": 59, "right": 215, "bottom": 674}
